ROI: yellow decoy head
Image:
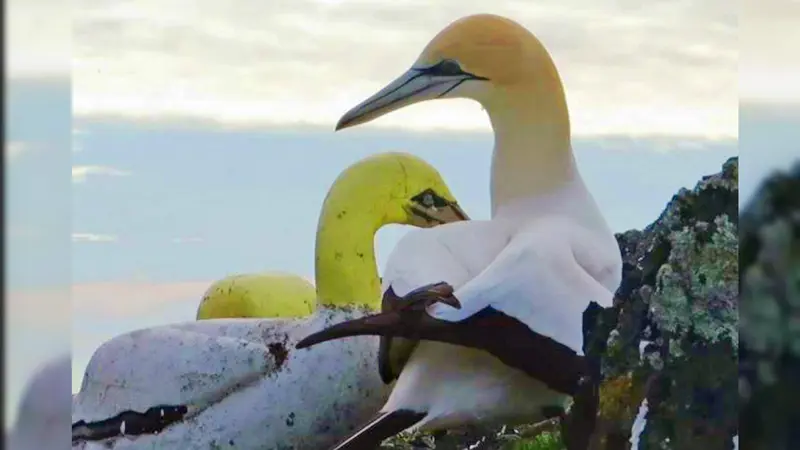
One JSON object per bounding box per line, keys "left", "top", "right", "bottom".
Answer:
{"left": 335, "top": 14, "right": 566, "bottom": 131}
{"left": 197, "top": 152, "right": 468, "bottom": 318}
{"left": 317, "top": 151, "right": 469, "bottom": 230}
{"left": 313, "top": 151, "right": 469, "bottom": 308}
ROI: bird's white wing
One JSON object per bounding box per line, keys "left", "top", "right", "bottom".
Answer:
{"left": 375, "top": 220, "right": 509, "bottom": 382}
{"left": 296, "top": 217, "right": 618, "bottom": 394}
{"left": 428, "top": 217, "right": 616, "bottom": 354}
{"left": 380, "top": 220, "right": 502, "bottom": 295}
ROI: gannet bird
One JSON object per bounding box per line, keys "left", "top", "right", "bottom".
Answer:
{"left": 8, "top": 353, "right": 72, "bottom": 450}
{"left": 71, "top": 152, "right": 468, "bottom": 449}
{"left": 196, "top": 273, "right": 316, "bottom": 320}
{"left": 296, "top": 14, "right": 623, "bottom": 448}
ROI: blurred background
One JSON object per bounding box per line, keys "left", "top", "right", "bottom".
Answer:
{"left": 5, "top": 0, "right": 72, "bottom": 436}
{"left": 3, "top": 0, "right": 798, "bottom": 447}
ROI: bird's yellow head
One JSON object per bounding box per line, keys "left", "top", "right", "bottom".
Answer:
{"left": 335, "top": 14, "right": 565, "bottom": 131}
{"left": 319, "top": 152, "right": 468, "bottom": 230}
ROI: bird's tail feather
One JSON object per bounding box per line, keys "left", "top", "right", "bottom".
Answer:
{"left": 330, "top": 409, "right": 426, "bottom": 450}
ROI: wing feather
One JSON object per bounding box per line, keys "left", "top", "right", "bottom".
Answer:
{"left": 376, "top": 223, "right": 496, "bottom": 381}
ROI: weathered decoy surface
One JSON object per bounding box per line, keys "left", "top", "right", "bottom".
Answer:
{"left": 71, "top": 152, "right": 469, "bottom": 450}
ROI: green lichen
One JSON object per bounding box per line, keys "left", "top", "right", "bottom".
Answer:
{"left": 650, "top": 215, "right": 739, "bottom": 352}
{"left": 509, "top": 430, "right": 564, "bottom": 450}
{"left": 638, "top": 202, "right": 739, "bottom": 450}
{"left": 593, "top": 157, "right": 739, "bottom": 449}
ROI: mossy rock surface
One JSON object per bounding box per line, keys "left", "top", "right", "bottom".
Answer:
{"left": 602, "top": 157, "right": 738, "bottom": 450}
{"left": 739, "top": 160, "right": 800, "bottom": 450}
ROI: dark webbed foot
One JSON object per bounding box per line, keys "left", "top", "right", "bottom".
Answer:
{"left": 393, "top": 282, "right": 461, "bottom": 311}
{"left": 295, "top": 282, "right": 459, "bottom": 350}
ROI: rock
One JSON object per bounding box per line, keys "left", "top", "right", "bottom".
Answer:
{"left": 599, "top": 157, "right": 739, "bottom": 450}
{"left": 739, "top": 160, "right": 800, "bottom": 450}
{"left": 381, "top": 156, "right": 740, "bottom": 450}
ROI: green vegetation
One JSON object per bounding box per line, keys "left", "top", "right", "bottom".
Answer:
{"left": 509, "top": 430, "right": 564, "bottom": 450}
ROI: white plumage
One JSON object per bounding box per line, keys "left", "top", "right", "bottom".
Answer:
{"left": 296, "top": 13, "right": 624, "bottom": 449}
{"left": 380, "top": 176, "right": 620, "bottom": 431}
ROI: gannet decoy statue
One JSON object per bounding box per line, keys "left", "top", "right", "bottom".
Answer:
{"left": 296, "top": 14, "right": 623, "bottom": 448}
{"left": 71, "top": 152, "right": 468, "bottom": 449}
{"left": 8, "top": 353, "right": 72, "bottom": 450}
{"left": 196, "top": 272, "right": 316, "bottom": 320}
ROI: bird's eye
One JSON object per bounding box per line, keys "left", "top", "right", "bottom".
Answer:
{"left": 411, "top": 189, "right": 449, "bottom": 209}
{"left": 437, "top": 59, "right": 462, "bottom": 76}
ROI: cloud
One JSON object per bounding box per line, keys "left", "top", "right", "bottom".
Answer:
{"left": 71, "top": 233, "right": 118, "bottom": 243}
{"left": 71, "top": 165, "right": 130, "bottom": 183}
{"left": 584, "top": 136, "right": 720, "bottom": 153}
{"left": 7, "top": 0, "right": 71, "bottom": 79}
{"left": 741, "top": 0, "right": 800, "bottom": 103}
{"left": 5, "top": 141, "right": 33, "bottom": 161}
{"left": 72, "top": 128, "right": 88, "bottom": 153}
{"left": 73, "top": 0, "right": 736, "bottom": 137}
{"left": 71, "top": 280, "right": 212, "bottom": 318}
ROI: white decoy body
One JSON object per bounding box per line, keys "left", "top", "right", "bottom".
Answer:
{"left": 71, "top": 153, "right": 468, "bottom": 449}
{"left": 297, "top": 14, "right": 623, "bottom": 448}
{"left": 8, "top": 353, "right": 72, "bottom": 450}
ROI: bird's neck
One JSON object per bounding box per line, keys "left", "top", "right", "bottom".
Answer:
{"left": 314, "top": 208, "right": 382, "bottom": 311}
{"left": 484, "top": 87, "right": 576, "bottom": 217}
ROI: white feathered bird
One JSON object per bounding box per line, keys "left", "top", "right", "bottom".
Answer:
{"left": 296, "top": 13, "right": 623, "bottom": 449}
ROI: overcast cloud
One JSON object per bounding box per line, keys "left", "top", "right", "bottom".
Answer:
{"left": 67, "top": 0, "right": 741, "bottom": 137}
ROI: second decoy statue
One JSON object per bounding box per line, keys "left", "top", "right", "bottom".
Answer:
{"left": 71, "top": 152, "right": 468, "bottom": 449}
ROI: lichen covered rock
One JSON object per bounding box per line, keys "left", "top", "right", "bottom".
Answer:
{"left": 600, "top": 157, "right": 739, "bottom": 450}
{"left": 739, "top": 160, "right": 800, "bottom": 450}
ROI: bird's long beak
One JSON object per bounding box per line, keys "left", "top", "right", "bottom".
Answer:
{"left": 335, "top": 68, "right": 473, "bottom": 131}
{"left": 408, "top": 201, "right": 470, "bottom": 228}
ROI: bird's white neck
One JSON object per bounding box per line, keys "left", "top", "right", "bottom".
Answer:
{"left": 484, "top": 89, "right": 576, "bottom": 217}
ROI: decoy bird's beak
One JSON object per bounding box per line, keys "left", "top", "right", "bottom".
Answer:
{"left": 408, "top": 200, "right": 470, "bottom": 227}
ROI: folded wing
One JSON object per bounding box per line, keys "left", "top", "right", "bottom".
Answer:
{"left": 297, "top": 219, "right": 615, "bottom": 394}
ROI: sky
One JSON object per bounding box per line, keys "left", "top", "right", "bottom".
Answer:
{"left": 3, "top": 0, "right": 798, "bottom": 439}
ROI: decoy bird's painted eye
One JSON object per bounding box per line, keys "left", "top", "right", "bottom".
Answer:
{"left": 411, "top": 189, "right": 449, "bottom": 208}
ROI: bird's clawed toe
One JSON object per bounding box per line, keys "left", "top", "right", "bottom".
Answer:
{"left": 399, "top": 282, "right": 461, "bottom": 311}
